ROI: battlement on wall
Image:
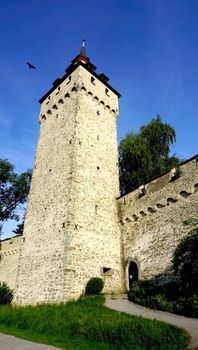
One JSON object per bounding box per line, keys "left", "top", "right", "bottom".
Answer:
{"left": 118, "top": 155, "right": 198, "bottom": 224}
{"left": 39, "top": 64, "right": 119, "bottom": 125}
{"left": 0, "top": 234, "right": 23, "bottom": 257}
{"left": 118, "top": 154, "right": 198, "bottom": 282}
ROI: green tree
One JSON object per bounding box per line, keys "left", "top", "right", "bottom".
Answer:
{"left": 0, "top": 158, "right": 31, "bottom": 235}
{"left": 119, "top": 116, "right": 179, "bottom": 194}
{"left": 173, "top": 219, "right": 198, "bottom": 293}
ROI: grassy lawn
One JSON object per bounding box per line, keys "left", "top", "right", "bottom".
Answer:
{"left": 0, "top": 295, "right": 189, "bottom": 350}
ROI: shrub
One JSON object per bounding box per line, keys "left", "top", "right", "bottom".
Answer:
{"left": 85, "top": 277, "right": 104, "bottom": 295}
{"left": 173, "top": 229, "right": 198, "bottom": 292}
{"left": 128, "top": 278, "right": 198, "bottom": 317}
{"left": 0, "top": 282, "right": 13, "bottom": 304}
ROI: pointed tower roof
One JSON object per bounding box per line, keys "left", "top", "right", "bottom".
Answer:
{"left": 39, "top": 41, "right": 120, "bottom": 103}
{"left": 70, "top": 39, "right": 96, "bottom": 69}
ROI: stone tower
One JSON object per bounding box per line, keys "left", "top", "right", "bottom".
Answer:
{"left": 14, "top": 41, "right": 125, "bottom": 305}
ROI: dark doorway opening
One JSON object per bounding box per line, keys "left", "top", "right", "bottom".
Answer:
{"left": 128, "top": 261, "right": 138, "bottom": 289}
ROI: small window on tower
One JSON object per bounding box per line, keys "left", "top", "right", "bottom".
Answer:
{"left": 55, "top": 87, "right": 60, "bottom": 95}
{"left": 101, "top": 267, "right": 114, "bottom": 276}
{"left": 91, "top": 76, "right": 95, "bottom": 84}
{"left": 67, "top": 76, "right": 71, "bottom": 84}
{"left": 105, "top": 88, "right": 109, "bottom": 96}
{"left": 46, "top": 96, "right": 51, "bottom": 105}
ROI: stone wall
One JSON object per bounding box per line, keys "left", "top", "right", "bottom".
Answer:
{"left": 0, "top": 235, "right": 22, "bottom": 289}
{"left": 13, "top": 64, "right": 125, "bottom": 305}
{"left": 118, "top": 156, "right": 198, "bottom": 289}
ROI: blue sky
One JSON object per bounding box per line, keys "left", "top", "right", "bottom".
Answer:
{"left": 1, "top": 0, "right": 198, "bottom": 237}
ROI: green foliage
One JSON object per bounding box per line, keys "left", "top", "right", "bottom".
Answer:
{"left": 0, "top": 282, "right": 13, "bottom": 304}
{"left": 0, "top": 158, "right": 31, "bottom": 234}
{"left": 119, "top": 116, "right": 179, "bottom": 194}
{"left": 183, "top": 217, "right": 198, "bottom": 228}
{"left": 173, "top": 229, "right": 198, "bottom": 292}
{"left": 0, "top": 295, "right": 189, "bottom": 350}
{"left": 12, "top": 222, "right": 24, "bottom": 235}
{"left": 128, "top": 279, "right": 198, "bottom": 318}
{"left": 85, "top": 277, "right": 104, "bottom": 295}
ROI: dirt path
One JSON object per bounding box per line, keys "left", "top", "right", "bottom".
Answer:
{"left": 0, "top": 333, "right": 60, "bottom": 350}
{"left": 105, "top": 294, "right": 198, "bottom": 349}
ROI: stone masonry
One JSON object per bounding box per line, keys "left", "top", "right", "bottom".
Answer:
{"left": 0, "top": 44, "right": 197, "bottom": 304}
{"left": 118, "top": 156, "right": 198, "bottom": 290}
{"left": 12, "top": 50, "right": 125, "bottom": 305}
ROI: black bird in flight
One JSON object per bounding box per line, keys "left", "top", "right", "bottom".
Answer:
{"left": 27, "top": 62, "right": 36, "bottom": 69}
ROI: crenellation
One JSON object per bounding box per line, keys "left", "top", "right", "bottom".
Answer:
{"left": 118, "top": 156, "right": 198, "bottom": 286}
{"left": 0, "top": 44, "right": 197, "bottom": 303}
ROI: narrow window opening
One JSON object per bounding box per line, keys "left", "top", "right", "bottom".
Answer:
{"left": 180, "top": 190, "right": 190, "bottom": 198}
{"left": 148, "top": 207, "right": 156, "bottom": 213}
{"left": 91, "top": 77, "right": 95, "bottom": 84}
{"left": 156, "top": 203, "right": 165, "bottom": 209}
{"left": 167, "top": 197, "right": 177, "bottom": 204}
{"left": 97, "top": 110, "right": 100, "bottom": 116}
{"left": 46, "top": 96, "right": 51, "bottom": 104}
{"left": 47, "top": 110, "right": 52, "bottom": 114}
{"left": 65, "top": 93, "right": 70, "bottom": 98}
{"left": 125, "top": 217, "right": 132, "bottom": 222}
{"left": 97, "top": 166, "right": 100, "bottom": 170}
{"left": 58, "top": 99, "right": 64, "bottom": 104}
{"left": 138, "top": 185, "right": 146, "bottom": 198}
{"left": 67, "top": 76, "right": 71, "bottom": 84}
{"left": 52, "top": 104, "right": 58, "bottom": 109}
{"left": 55, "top": 87, "right": 60, "bottom": 95}
{"left": 170, "top": 167, "right": 181, "bottom": 181}
{"left": 102, "top": 267, "right": 114, "bottom": 276}
{"left": 105, "top": 88, "right": 109, "bottom": 96}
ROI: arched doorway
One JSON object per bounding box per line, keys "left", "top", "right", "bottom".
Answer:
{"left": 128, "top": 261, "right": 138, "bottom": 289}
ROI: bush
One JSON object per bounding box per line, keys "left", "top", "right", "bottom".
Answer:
{"left": 85, "top": 277, "right": 104, "bottom": 295}
{"left": 128, "top": 279, "right": 198, "bottom": 317}
{"left": 173, "top": 229, "right": 198, "bottom": 293}
{"left": 0, "top": 282, "right": 13, "bottom": 304}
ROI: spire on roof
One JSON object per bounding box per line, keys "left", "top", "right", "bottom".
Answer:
{"left": 79, "top": 39, "right": 86, "bottom": 56}
{"left": 66, "top": 40, "right": 96, "bottom": 73}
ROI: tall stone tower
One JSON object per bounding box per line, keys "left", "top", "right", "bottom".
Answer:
{"left": 14, "top": 41, "right": 125, "bottom": 305}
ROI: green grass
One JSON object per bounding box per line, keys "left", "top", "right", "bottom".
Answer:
{"left": 0, "top": 295, "right": 189, "bottom": 350}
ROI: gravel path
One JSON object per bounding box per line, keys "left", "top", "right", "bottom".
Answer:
{"left": 106, "top": 294, "right": 198, "bottom": 349}
{"left": 0, "top": 333, "right": 60, "bottom": 350}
